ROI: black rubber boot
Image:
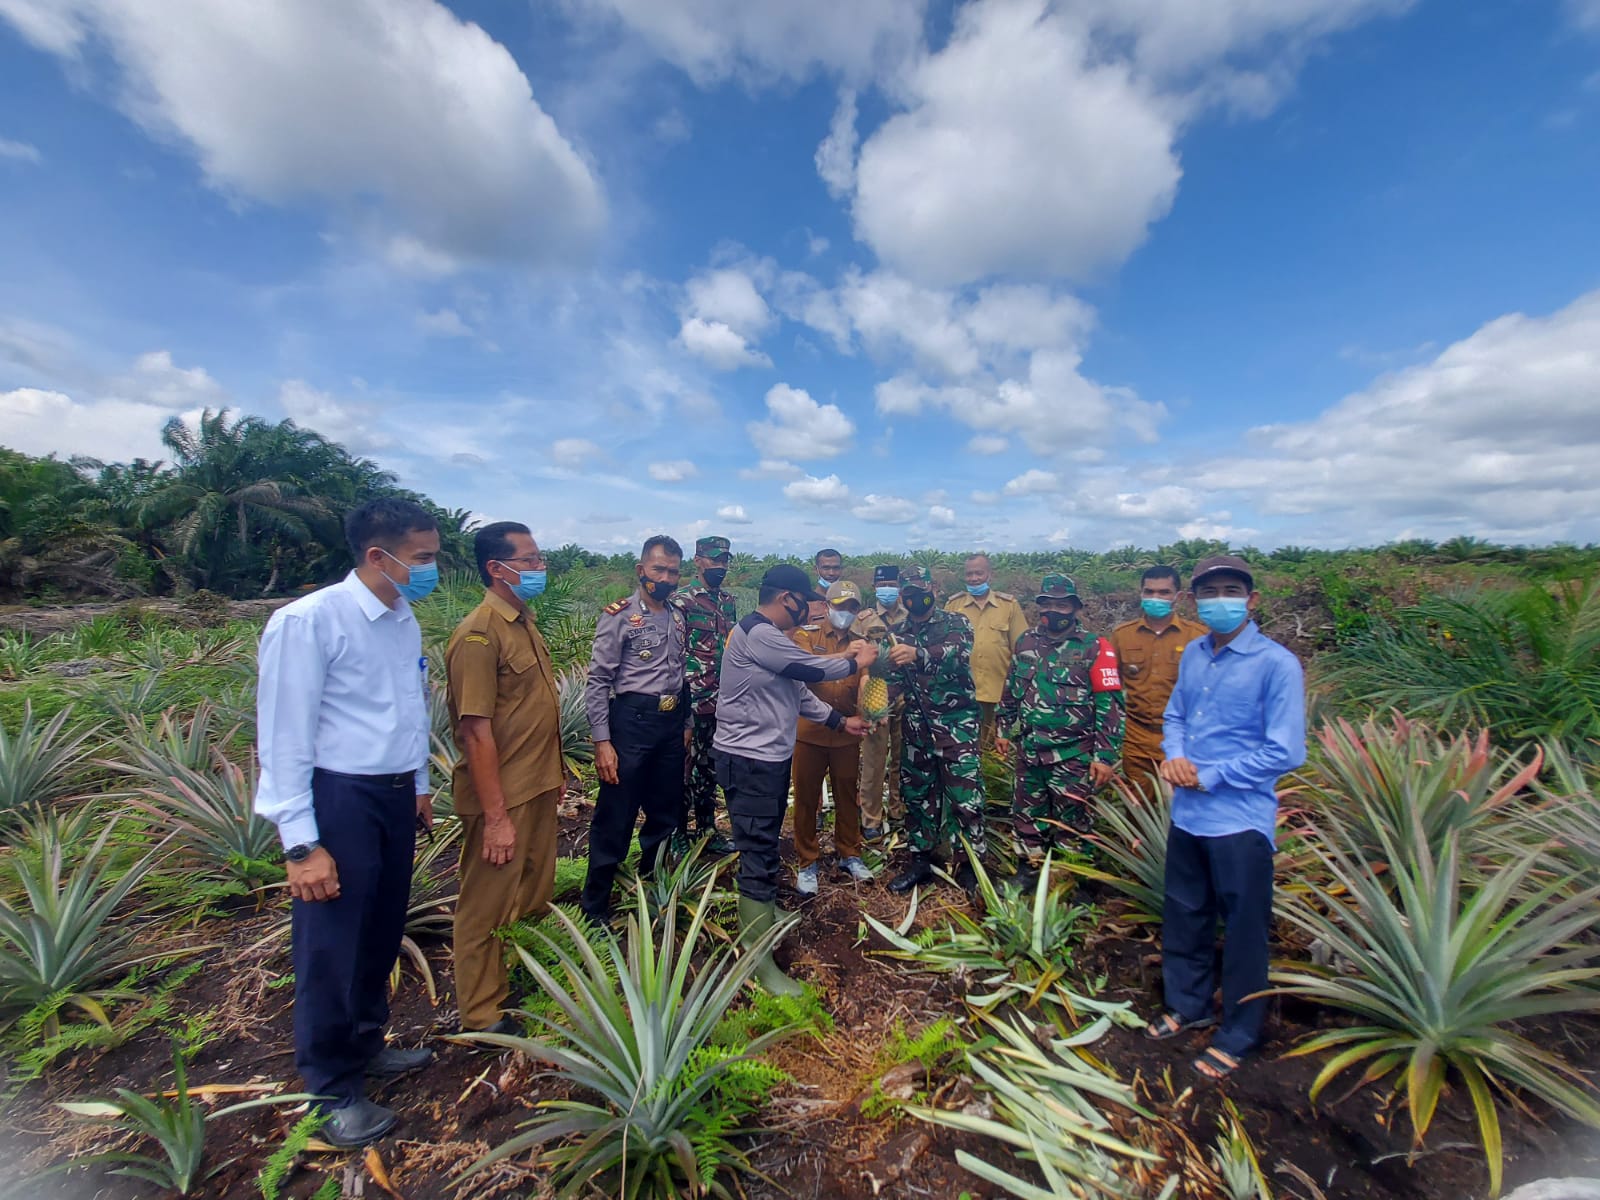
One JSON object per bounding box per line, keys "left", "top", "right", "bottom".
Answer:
{"left": 888, "top": 852, "right": 934, "bottom": 894}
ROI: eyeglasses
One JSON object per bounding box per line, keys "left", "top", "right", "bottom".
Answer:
{"left": 500, "top": 555, "right": 547, "bottom": 569}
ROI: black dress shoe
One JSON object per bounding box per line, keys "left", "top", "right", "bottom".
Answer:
{"left": 321, "top": 1098, "right": 397, "bottom": 1148}
{"left": 365, "top": 1045, "right": 434, "bottom": 1080}
{"left": 888, "top": 854, "right": 933, "bottom": 894}
{"left": 954, "top": 863, "right": 979, "bottom": 896}
{"left": 701, "top": 830, "right": 737, "bottom": 857}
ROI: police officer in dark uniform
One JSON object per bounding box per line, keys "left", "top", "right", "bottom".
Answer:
{"left": 580, "top": 534, "right": 690, "bottom": 922}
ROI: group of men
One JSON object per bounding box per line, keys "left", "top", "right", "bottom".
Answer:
{"left": 251, "top": 499, "right": 1305, "bottom": 1145}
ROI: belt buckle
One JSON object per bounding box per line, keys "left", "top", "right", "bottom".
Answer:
{"left": 658, "top": 694, "right": 678, "bottom": 713}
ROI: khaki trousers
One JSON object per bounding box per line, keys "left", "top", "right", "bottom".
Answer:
{"left": 792, "top": 739, "right": 862, "bottom": 867}
{"left": 858, "top": 713, "right": 903, "bottom": 827}
{"left": 1122, "top": 751, "right": 1164, "bottom": 797}
{"left": 453, "top": 788, "right": 558, "bottom": 1030}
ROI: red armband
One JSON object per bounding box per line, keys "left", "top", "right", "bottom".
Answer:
{"left": 1091, "top": 637, "right": 1121, "bottom": 692}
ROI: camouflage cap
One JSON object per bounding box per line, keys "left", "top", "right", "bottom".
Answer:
{"left": 694, "top": 536, "right": 731, "bottom": 560}
{"left": 1036, "top": 573, "right": 1080, "bottom": 602}
{"left": 827, "top": 580, "right": 863, "bottom": 606}
{"left": 902, "top": 565, "right": 934, "bottom": 588}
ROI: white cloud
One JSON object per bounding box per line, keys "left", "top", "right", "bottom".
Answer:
{"left": 815, "top": 88, "right": 858, "bottom": 198}
{"left": 0, "top": 136, "right": 41, "bottom": 163}
{"left": 569, "top": 0, "right": 927, "bottom": 84}
{"left": 1573, "top": 0, "right": 1600, "bottom": 31}
{"left": 715, "top": 503, "right": 753, "bottom": 524}
{"left": 747, "top": 383, "right": 855, "bottom": 460}
{"left": 0, "top": 347, "right": 224, "bottom": 462}
{"left": 415, "top": 308, "right": 472, "bottom": 338}
{"left": 783, "top": 473, "right": 852, "bottom": 505}
{"left": 738, "top": 458, "right": 802, "bottom": 480}
{"left": 678, "top": 317, "right": 771, "bottom": 370}
{"left": 551, "top": 437, "right": 604, "bottom": 468}
{"left": 278, "top": 379, "right": 395, "bottom": 453}
{"left": 928, "top": 504, "right": 957, "bottom": 527}
{"left": 678, "top": 265, "right": 775, "bottom": 369}
{"left": 1188, "top": 289, "right": 1600, "bottom": 542}
{"left": 852, "top": 0, "right": 1180, "bottom": 287}
{"left": 966, "top": 434, "right": 1009, "bottom": 455}
{"left": 970, "top": 489, "right": 1000, "bottom": 505}
{"left": 648, "top": 459, "right": 698, "bottom": 482}
{"left": 852, "top": 493, "right": 918, "bottom": 524}
{"left": 3, "top": 0, "right": 604, "bottom": 268}
{"left": 1004, "top": 468, "right": 1061, "bottom": 497}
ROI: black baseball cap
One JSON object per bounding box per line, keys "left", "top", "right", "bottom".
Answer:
{"left": 1190, "top": 554, "right": 1254, "bottom": 591}
{"left": 761, "top": 563, "right": 827, "bottom": 602}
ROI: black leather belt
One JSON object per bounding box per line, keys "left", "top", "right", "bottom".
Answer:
{"left": 313, "top": 767, "right": 413, "bottom": 787}
{"left": 614, "top": 692, "right": 681, "bottom": 713}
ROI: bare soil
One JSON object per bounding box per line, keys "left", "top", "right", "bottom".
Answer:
{"left": 7, "top": 808, "right": 1599, "bottom": 1200}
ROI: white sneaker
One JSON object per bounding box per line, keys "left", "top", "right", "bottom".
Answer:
{"left": 839, "top": 856, "right": 875, "bottom": 883}
{"left": 796, "top": 863, "right": 819, "bottom": 895}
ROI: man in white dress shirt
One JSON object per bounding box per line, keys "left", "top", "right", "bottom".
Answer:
{"left": 254, "top": 498, "right": 440, "bottom": 1147}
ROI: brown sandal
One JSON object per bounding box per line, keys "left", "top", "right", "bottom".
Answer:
{"left": 1144, "top": 1011, "right": 1217, "bottom": 1040}
{"left": 1194, "top": 1046, "right": 1244, "bottom": 1079}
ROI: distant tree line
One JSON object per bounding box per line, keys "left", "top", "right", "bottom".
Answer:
{"left": 3, "top": 407, "right": 1596, "bottom": 602}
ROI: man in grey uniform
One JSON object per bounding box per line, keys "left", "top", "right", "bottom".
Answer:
{"left": 715, "top": 564, "right": 876, "bottom": 994}
{"left": 581, "top": 535, "right": 690, "bottom": 923}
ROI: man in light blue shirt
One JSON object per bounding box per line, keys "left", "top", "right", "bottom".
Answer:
{"left": 1144, "top": 554, "right": 1305, "bottom": 1080}
{"left": 254, "top": 498, "right": 440, "bottom": 1147}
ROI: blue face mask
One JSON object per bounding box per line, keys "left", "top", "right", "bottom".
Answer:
{"left": 1140, "top": 597, "right": 1174, "bottom": 619}
{"left": 500, "top": 565, "right": 546, "bottom": 602}
{"left": 875, "top": 587, "right": 900, "bottom": 608}
{"left": 967, "top": 582, "right": 990, "bottom": 598}
{"left": 381, "top": 550, "right": 438, "bottom": 603}
{"left": 1197, "top": 597, "right": 1250, "bottom": 634}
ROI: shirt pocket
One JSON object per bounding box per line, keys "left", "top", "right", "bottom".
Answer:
{"left": 1119, "top": 647, "right": 1153, "bottom": 684}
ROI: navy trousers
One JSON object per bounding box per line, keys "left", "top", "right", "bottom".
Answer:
{"left": 1161, "top": 826, "right": 1274, "bottom": 1057}
{"left": 292, "top": 768, "right": 416, "bottom": 1108}
{"left": 714, "top": 751, "right": 791, "bottom": 903}
{"left": 581, "top": 696, "right": 685, "bottom": 918}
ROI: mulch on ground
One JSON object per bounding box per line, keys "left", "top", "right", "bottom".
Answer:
{"left": 6, "top": 807, "right": 1599, "bottom": 1200}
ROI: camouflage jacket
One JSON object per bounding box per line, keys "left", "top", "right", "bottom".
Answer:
{"left": 999, "top": 627, "right": 1125, "bottom": 767}
{"left": 671, "top": 586, "right": 739, "bottom": 716}
{"left": 892, "top": 609, "right": 980, "bottom": 752}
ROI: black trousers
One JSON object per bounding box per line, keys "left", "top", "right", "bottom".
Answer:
{"left": 715, "top": 750, "right": 791, "bottom": 903}
{"left": 1161, "top": 826, "right": 1275, "bottom": 1057}
{"left": 292, "top": 769, "right": 416, "bottom": 1108}
{"left": 581, "top": 696, "right": 685, "bottom": 916}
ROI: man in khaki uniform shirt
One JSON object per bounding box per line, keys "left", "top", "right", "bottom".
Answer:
{"left": 445, "top": 522, "right": 564, "bottom": 1035}
{"left": 1110, "top": 565, "right": 1207, "bottom": 792}
{"left": 854, "top": 564, "right": 905, "bottom": 837}
{"left": 944, "top": 553, "right": 1028, "bottom": 751}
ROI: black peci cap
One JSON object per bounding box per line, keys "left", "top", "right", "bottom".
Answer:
{"left": 872, "top": 564, "right": 899, "bottom": 584}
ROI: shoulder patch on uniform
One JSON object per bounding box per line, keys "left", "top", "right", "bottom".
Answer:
{"left": 464, "top": 633, "right": 491, "bottom": 645}
{"left": 603, "top": 598, "right": 631, "bottom": 616}
{"left": 995, "top": 591, "right": 1016, "bottom": 601}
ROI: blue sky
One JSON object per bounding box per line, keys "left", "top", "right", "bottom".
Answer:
{"left": 2, "top": 0, "right": 1598, "bottom": 555}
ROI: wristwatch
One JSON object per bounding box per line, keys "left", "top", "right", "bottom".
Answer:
{"left": 285, "top": 841, "right": 321, "bottom": 863}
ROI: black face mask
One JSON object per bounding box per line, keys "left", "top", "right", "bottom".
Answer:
{"left": 638, "top": 574, "right": 676, "bottom": 603}
{"left": 702, "top": 567, "right": 728, "bottom": 590}
{"left": 904, "top": 589, "right": 935, "bottom": 617}
{"left": 781, "top": 594, "right": 808, "bottom": 628}
{"left": 1040, "top": 611, "right": 1077, "bottom": 635}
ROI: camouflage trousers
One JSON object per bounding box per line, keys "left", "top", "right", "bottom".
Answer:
{"left": 900, "top": 737, "right": 986, "bottom": 858}
{"left": 1013, "top": 760, "right": 1095, "bottom": 861}
{"left": 683, "top": 714, "right": 721, "bottom": 833}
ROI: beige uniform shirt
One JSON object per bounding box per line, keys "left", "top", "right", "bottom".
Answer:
{"left": 944, "top": 591, "right": 1028, "bottom": 704}
{"left": 1109, "top": 613, "right": 1208, "bottom": 758}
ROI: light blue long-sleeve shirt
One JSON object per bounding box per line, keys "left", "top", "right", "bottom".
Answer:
{"left": 1161, "top": 621, "right": 1306, "bottom": 844}
{"left": 254, "top": 571, "right": 431, "bottom": 848}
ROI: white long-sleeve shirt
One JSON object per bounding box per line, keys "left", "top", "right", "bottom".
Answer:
{"left": 254, "top": 571, "right": 430, "bottom": 848}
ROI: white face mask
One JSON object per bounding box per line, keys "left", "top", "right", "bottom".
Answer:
{"left": 827, "top": 608, "right": 855, "bottom": 630}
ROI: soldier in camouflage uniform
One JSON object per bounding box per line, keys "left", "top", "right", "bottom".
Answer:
{"left": 884, "top": 565, "right": 987, "bottom": 894}
{"left": 670, "top": 536, "right": 738, "bottom": 856}
{"left": 997, "top": 574, "right": 1124, "bottom": 888}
